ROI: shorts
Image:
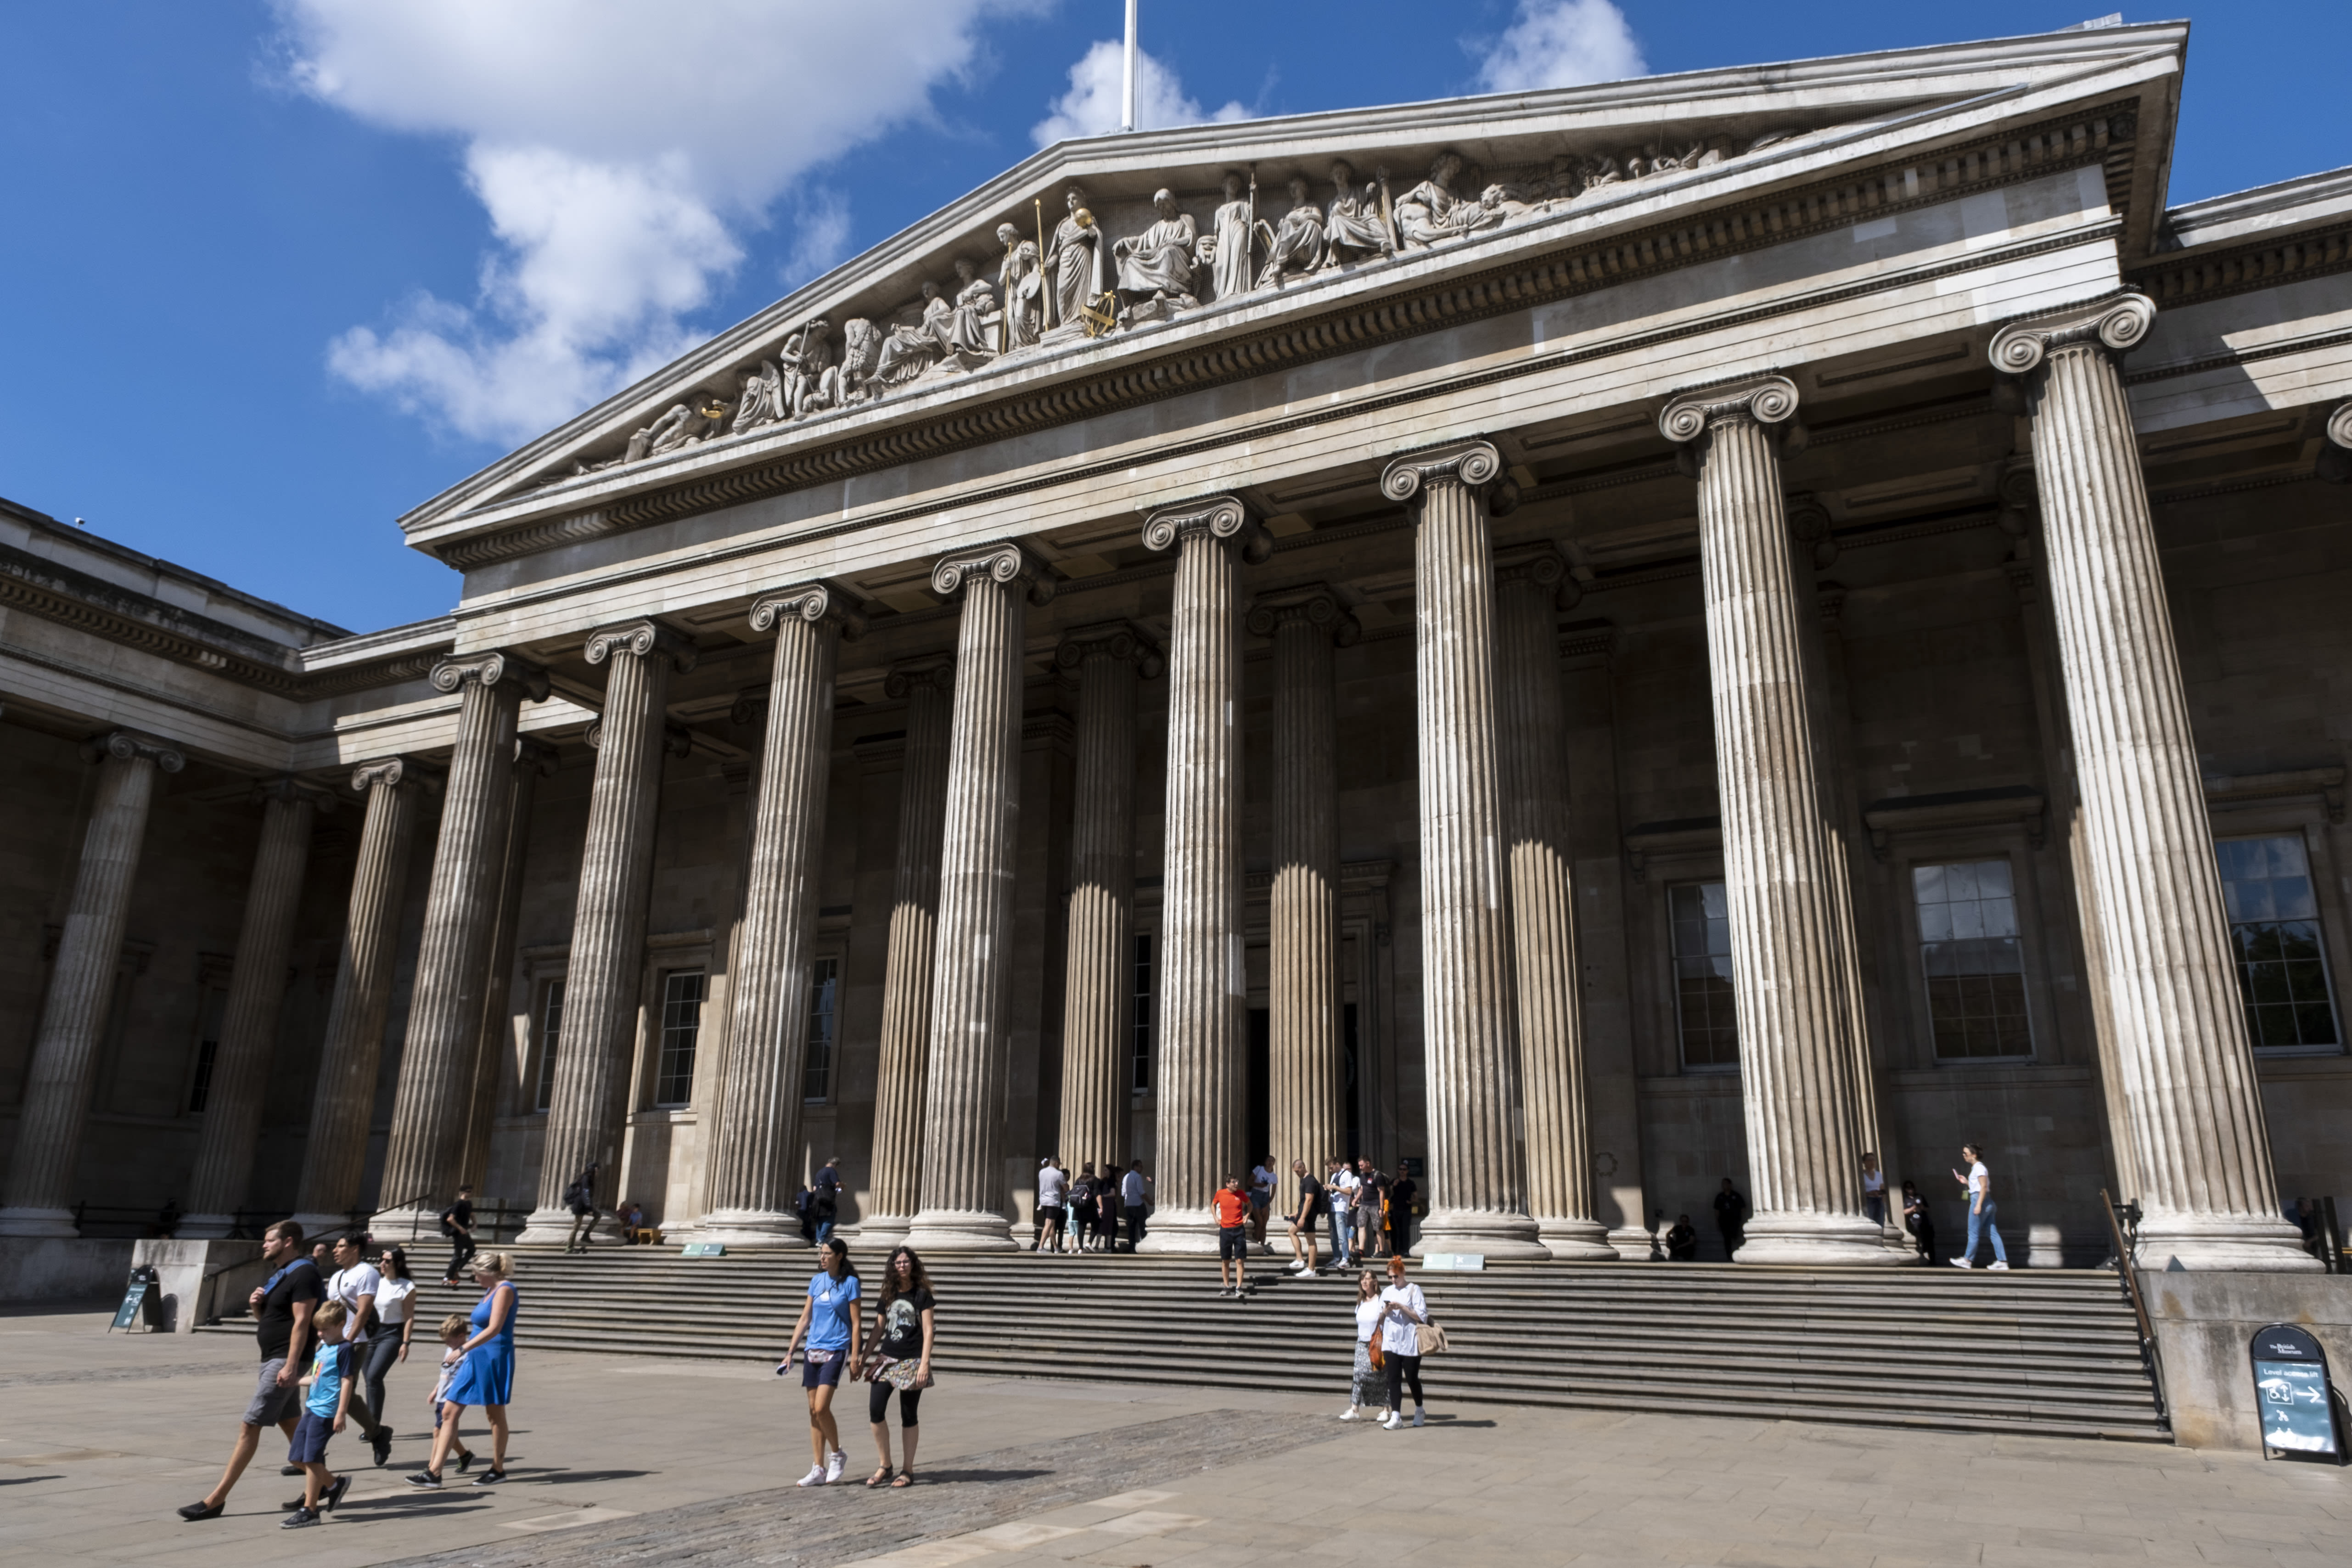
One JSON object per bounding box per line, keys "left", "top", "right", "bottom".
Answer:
{"left": 1248, "top": 1194, "right": 1269, "bottom": 1211}
{"left": 802, "top": 1351, "right": 847, "bottom": 1389}
{"left": 1218, "top": 1226, "right": 1247, "bottom": 1260}
{"left": 1292, "top": 1213, "right": 1317, "bottom": 1236}
{"left": 287, "top": 1410, "right": 335, "bottom": 1465}
{"left": 245, "top": 1359, "right": 301, "bottom": 1427}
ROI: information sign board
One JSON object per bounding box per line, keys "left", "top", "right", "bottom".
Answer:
{"left": 680, "top": 1242, "right": 726, "bottom": 1258}
{"left": 110, "top": 1266, "right": 160, "bottom": 1332}
{"left": 1420, "top": 1252, "right": 1485, "bottom": 1271}
{"left": 2251, "top": 1323, "right": 2343, "bottom": 1461}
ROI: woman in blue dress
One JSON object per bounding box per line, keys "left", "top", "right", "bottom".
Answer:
{"left": 410, "top": 1252, "right": 518, "bottom": 1488}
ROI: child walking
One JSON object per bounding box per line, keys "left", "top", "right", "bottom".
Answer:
{"left": 284, "top": 1301, "right": 355, "bottom": 1528}
{"left": 427, "top": 1314, "right": 478, "bottom": 1472}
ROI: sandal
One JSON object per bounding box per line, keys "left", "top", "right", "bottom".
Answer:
{"left": 890, "top": 1470, "right": 915, "bottom": 1488}
{"left": 864, "top": 1467, "right": 893, "bottom": 1488}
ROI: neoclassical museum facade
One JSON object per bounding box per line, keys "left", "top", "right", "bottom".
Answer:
{"left": 3, "top": 23, "right": 2346, "bottom": 1270}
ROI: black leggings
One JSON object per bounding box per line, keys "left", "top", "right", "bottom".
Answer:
{"left": 868, "top": 1382, "right": 923, "bottom": 1427}
{"left": 1385, "top": 1352, "right": 1423, "bottom": 1410}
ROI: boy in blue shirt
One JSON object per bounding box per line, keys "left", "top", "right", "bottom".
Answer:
{"left": 284, "top": 1300, "right": 355, "bottom": 1528}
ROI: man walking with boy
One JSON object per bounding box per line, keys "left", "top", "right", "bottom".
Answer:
{"left": 177, "top": 1220, "right": 322, "bottom": 1521}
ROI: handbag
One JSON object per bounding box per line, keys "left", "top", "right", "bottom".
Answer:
{"left": 1414, "top": 1322, "right": 1450, "bottom": 1356}
{"left": 1366, "top": 1337, "right": 1385, "bottom": 1371}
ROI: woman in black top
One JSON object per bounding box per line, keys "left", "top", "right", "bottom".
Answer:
{"left": 860, "top": 1246, "right": 937, "bottom": 1488}
{"left": 1386, "top": 1171, "right": 1418, "bottom": 1259}
{"left": 1901, "top": 1179, "right": 1937, "bottom": 1262}
{"left": 1072, "top": 1164, "right": 1100, "bottom": 1252}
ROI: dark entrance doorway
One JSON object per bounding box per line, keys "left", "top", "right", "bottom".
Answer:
{"left": 1246, "top": 1007, "right": 1270, "bottom": 1169}
{"left": 1342, "top": 1001, "right": 1360, "bottom": 1163}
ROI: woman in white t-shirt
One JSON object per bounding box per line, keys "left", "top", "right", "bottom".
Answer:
{"left": 1342, "top": 1271, "right": 1387, "bottom": 1422}
{"left": 1376, "top": 1255, "right": 1430, "bottom": 1430}
{"left": 360, "top": 1246, "right": 418, "bottom": 1464}
{"left": 1949, "top": 1143, "right": 2010, "bottom": 1269}
{"left": 1860, "top": 1151, "right": 1888, "bottom": 1228}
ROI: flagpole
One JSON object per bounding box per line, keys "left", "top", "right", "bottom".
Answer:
{"left": 1122, "top": 0, "right": 1138, "bottom": 133}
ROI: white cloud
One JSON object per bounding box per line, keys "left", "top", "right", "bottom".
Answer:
{"left": 1032, "top": 39, "right": 1250, "bottom": 147}
{"left": 1473, "top": 0, "right": 1646, "bottom": 94}
{"left": 276, "top": 0, "right": 1041, "bottom": 447}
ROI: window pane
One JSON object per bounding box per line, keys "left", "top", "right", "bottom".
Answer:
{"left": 802, "top": 958, "right": 839, "bottom": 1102}
{"left": 1915, "top": 860, "right": 2033, "bottom": 1060}
{"left": 2217, "top": 837, "right": 2344, "bottom": 1053}
{"left": 1131, "top": 933, "right": 1153, "bottom": 1093}
{"left": 535, "top": 979, "right": 567, "bottom": 1112}
{"left": 655, "top": 970, "right": 705, "bottom": 1107}
{"left": 1671, "top": 882, "right": 1738, "bottom": 1069}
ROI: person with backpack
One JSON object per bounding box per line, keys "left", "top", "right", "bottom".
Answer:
{"left": 812, "top": 1157, "right": 843, "bottom": 1245}
{"left": 439, "top": 1186, "right": 477, "bottom": 1283}
{"left": 176, "top": 1220, "right": 321, "bottom": 1521}
{"left": 563, "top": 1163, "right": 599, "bottom": 1253}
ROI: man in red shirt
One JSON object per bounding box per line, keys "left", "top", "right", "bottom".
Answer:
{"left": 1213, "top": 1175, "right": 1253, "bottom": 1298}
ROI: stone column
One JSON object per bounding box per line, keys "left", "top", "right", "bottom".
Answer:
{"left": 860, "top": 657, "right": 954, "bottom": 1247}
{"left": 179, "top": 779, "right": 326, "bottom": 1236}
{"left": 0, "top": 731, "right": 183, "bottom": 1236}
{"left": 1247, "top": 586, "right": 1355, "bottom": 1200}
{"left": 1992, "top": 296, "right": 2314, "bottom": 1270}
{"left": 1660, "top": 377, "right": 1892, "bottom": 1265}
{"left": 1054, "top": 623, "right": 1160, "bottom": 1174}
{"left": 1138, "top": 497, "right": 1263, "bottom": 1253}
{"left": 1382, "top": 443, "right": 1546, "bottom": 1259}
{"left": 700, "top": 584, "right": 862, "bottom": 1246}
{"left": 519, "top": 621, "right": 696, "bottom": 1244}
{"left": 458, "top": 738, "right": 558, "bottom": 1196}
{"left": 374, "top": 653, "right": 548, "bottom": 1232}
{"left": 1492, "top": 546, "right": 1616, "bottom": 1261}
{"left": 294, "top": 759, "right": 428, "bottom": 1234}
{"left": 906, "top": 545, "right": 1053, "bottom": 1251}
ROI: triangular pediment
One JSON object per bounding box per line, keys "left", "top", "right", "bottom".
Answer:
{"left": 401, "top": 22, "right": 2186, "bottom": 563}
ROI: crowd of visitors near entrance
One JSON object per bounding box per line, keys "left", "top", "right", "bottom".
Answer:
{"left": 1651, "top": 1143, "right": 2009, "bottom": 1265}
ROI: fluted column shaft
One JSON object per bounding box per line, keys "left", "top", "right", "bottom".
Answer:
{"left": 1138, "top": 499, "right": 1254, "bottom": 1253}
{"left": 908, "top": 545, "right": 1049, "bottom": 1251}
{"left": 701, "top": 586, "right": 858, "bottom": 1245}
{"left": 180, "top": 784, "right": 321, "bottom": 1233}
{"left": 458, "top": 741, "right": 554, "bottom": 1196}
{"left": 1994, "top": 296, "right": 2313, "bottom": 1269}
{"left": 861, "top": 659, "right": 954, "bottom": 1245}
{"left": 1254, "top": 591, "right": 1350, "bottom": 1202}
{"left": 1384, "top": 444, "right": 1544, "bottom": 1259}
{"left": 295, "top": 761, "right": 426, "bottom": 1231}
{"left": 0, "top": 732, "right": 182, "bottom": 1235}
{"left": 1055, "top": 625, "right": 1154, "bottom": 1175}
{"left": 1493, "top": 553, "right": 1614, "bottom": 1260}
{"left": 376, "top": 654, "right": 545, "bottom": 1229}
{"left": 1662, "top": 378, "right": 1889, "bottom": 1265}
{"left": 521, "top": 623, "right": 693, "bottom": 1242}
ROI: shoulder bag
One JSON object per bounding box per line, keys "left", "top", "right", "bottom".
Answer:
{"left": 1414, "top": 1321, "right": 1450, "bottom": 1356}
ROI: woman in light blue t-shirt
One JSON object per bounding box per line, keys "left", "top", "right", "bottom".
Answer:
{"left": 782, "top": 1237, "right": 862, "bottom": 1486}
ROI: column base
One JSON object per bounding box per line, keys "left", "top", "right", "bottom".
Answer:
{"left": 902, "top": 1208, "right": 1016, "bottom": 1253}
{"left": 2135, "top": 1213, "right": 2324, "bottom": 1273}
{"left": 689, "top": 1210, "right": 810, "bottom": 1249}
{"left": 854, "top": 1216, "right": 915, "bottom": 1251}
{"left": 1134, "top": 1206, "right": 1220, "bottom": 1254}
{"left": 512, "top": 1206, "right": 625, "bottom": 1247}
{"left": 1734, "top": 1210, "right": 1903, "bottom": 1266}
{"left": 1535, "top": 1216, "right": 1621, "bottom": 1262}
{"left": 286, "top": 1214, "right": 357, "bottom": 1244}
{"left": 1413, "top": 1208, "right": 1549, "bottom": 1261}
{"left": 1606, "top": 1225, "right": 1661, "bottom": 1262}
{"left": 0, "top": 1208, "right": 82, "bottom": 1239}
{"left": 174, "top": 1213, "right": 239, "bottom": 1241}
{"left": 368, "top": 1205, "right": 460, "bottom": 1247}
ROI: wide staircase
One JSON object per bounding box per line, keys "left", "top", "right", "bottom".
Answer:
{"left": 261, "top": 1247, "right": 2167, "bottom": 1443}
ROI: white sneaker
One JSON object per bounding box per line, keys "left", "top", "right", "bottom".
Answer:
{"left": 824, "top": 1449, "right": 846, "bottom": 1484}
{"left": 1412, "top": 1409, "right": 1425, "bottom": 1428}
{"left": 1285, "top": 1260, "right": 1306, "bottom": 1273}
{"left": 796, "top": 1465, "right": 826, "bottom": 1487}
{"left": 1950, "top": 1258, "right": 1973, "bottom": 1268}
{"left": 1340, "top": 1406, "right": 1359, "bottom": 1421}
{"left": 1381, "top": 1413, "right": 1404, "bottom": 1431}
{"left": 1988, "top": 1261, "right": 2010, "bottom": 1270}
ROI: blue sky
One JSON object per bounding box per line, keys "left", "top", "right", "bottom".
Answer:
{"left": 3, "top": 2, "right": 2346, "bottom": 635}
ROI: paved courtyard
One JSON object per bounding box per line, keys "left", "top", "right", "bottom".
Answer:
{"left": 3, "top": 1301, "right": 2347, "bottom": 1567}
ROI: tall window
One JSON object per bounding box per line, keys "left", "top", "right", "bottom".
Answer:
{"left": 2217, "top": 835, "right": 2341, "bottom": 1052}
{"left": 803, "top": 958, "right": 840, "bottom": 1102}
{"left": 533, "top": 978, "right": 566, "bottom": 1113}
{"left": 1914, "top": 859, "right": 2032, "bottom": 1060}
{"left": 1670, "top": 882, "right": 1739, "bottom": 1069}
{"left": 1131, "top": 932, "right": 1155, "bottom": 1093}
{"left": 186, "top": 987, "right": 229, "bottom": 1113}
{"left": 654, "top": 970, "right": 706, "bottom": 1107}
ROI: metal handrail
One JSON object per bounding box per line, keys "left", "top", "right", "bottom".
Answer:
{"left": 2102, "top": 1188, "right": 2167, "bottom": 1422}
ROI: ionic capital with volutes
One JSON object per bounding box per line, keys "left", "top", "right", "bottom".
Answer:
{"left": 252, "top": 775, "right": 341, "bottom": 813}
{"left": 584, "top": 618, "right": 699, "bottom": 675}
{"left": 931, "top": 540, "right": 1057, "bottom": 605}
{"left": 82, "top": 729, "right": 187, "bottom": 774}
{"left": 1658, "top": 375, "right": 1801, "bottom": 443}
{"left": 1987, "top": 293, "right": 2157, "bottom": 379}
{"left": 429, "top": 650, "right": 551, "bottom": 702}
{"left": 1054, "top": 620, "right": 1165, "bottom": 677}
{"left": 1245, "top": 585, "right": 1360, "bottom": 645}
{"left": 585, "top": 718, "right": 693, "bottom": 757}
{"left": 1142, "top": 495, "right": 1270, "bottom": 561}
{"left": 883, "top": 654, "right": 955, "bottom": 701}
{"left": 2318, "top": 401, "right": 2352, "bottom": 484}
{"left": 1380, "top": 439, "right": 1509, "bottom": 508}
{"left": 751, "top": 581, "right": 868, "bottom": 641}
{"left": 1491, "top": 543, "right": 1571, "bottom": 592}
{"left": 349, "top": 756, "right": 440, "bottom": 796}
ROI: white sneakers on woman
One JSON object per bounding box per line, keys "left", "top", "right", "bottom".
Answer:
{"left": 1340, "top": 1405, "right": 1359, "bottom": 1421}
{"left": 797, "top": 1466, "right": 826, "bottom": 1487}
{"left": 1381, "top": 1412, "right": 1404, "bottom": 1430}
{"left": 824, "top": 1449, "right": 847, "bottom": 1484}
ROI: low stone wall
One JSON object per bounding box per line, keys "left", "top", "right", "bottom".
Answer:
{"left": 2141, "top": 1270, "right": 2352, "bottom": 1450}
{"left": 0, "top": 1237, "right": 138, "bottom": 1303}
{"left": 131, "top": 1238, "right": 270, "bottom": 1333}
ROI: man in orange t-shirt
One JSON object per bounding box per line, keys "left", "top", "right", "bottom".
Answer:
{"left": 1213, "top": 1175, "right": 1253, "bottom": 1298}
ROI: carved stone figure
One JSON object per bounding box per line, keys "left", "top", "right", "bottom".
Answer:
{"left": 839, "top": 318, "right": 882, "bottom": 401}
{"left": 731, "top": 360, "right": 787, "bottom": 433}
{"left": 1044, "top": 187, "right": 1106, "bottom": 331}
{"left": 1203, "top": 171, "right": 1260, "bottom": 303}
{"left": 1476, "top": 184, "right": 1544, "bottom": 226}
{"left": 996, "top": 223, "right": 1043, "bottom": 351}
{"left": 781, "top": 319, "right": 846, "bottom": 416}
{"left": 943, "top": 259, "right": 998, "bottom": 365}
{"left": 1580, "top": 152, "right": 1624, "bottom": 192}
{"left": 1393, "top": 152, "right": 1502, "bottom": 250}
{"left": 873, "top": 285, "right": 952, "bottom": 388}
{"left": 1113, "top": 188, "right": 1200, "bottom": 320}
{"left": 1255, "top": 175, "right": 1326, "bottom": 289}
{"left": 624, "top": 397, "right": 726, "bottom": 464}
{"left": 1320, "top": 159, "right": 1394, "bottom": 269}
